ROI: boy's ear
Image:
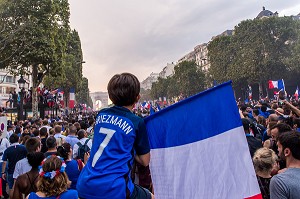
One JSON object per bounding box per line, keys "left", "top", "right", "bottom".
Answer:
{"left": 136, "top": 95, "right": 141, "bottom": 103}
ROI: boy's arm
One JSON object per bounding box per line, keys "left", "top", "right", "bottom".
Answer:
{"left": 134, "top": 120, "right": 151, "bottom": 167}
{"left": 135, "top": 152, "right": 150, "bottom": 167}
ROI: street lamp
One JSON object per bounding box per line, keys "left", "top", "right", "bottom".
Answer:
{"left": 17, "top": 75, "right": 26, "bottom": 121}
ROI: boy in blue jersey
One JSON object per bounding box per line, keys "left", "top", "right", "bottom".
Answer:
{"left": 77, "top": 73, "right": 153, "bottom": 199}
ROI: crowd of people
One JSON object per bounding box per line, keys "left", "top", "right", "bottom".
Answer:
{"left": 239, "top": 96, "right": 300, "bottom": 199}
{"left": 0, "top": 113, "right": 97, "bottom": 199}
{"left": 1, "top": 72, "right": 300, "bottom": 199}
{"left": 5, "top": 87, "right": 62, "bottom": 109}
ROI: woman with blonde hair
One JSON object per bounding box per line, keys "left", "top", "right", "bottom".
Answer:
{"left": 26, "top": 155, "right": 78, "bottom": 199}
{"left": 253, "top": 147, "right": 277, "bottom": 199}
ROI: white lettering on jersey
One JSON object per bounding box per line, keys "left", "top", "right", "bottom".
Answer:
{"left": 96, "top": 114, "right": 133, "bottom": 134}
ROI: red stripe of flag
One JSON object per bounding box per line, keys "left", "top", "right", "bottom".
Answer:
{"left": 244, "top": 193, "right": 263, "bottom": 199}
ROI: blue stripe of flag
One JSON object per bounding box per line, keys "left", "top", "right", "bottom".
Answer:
{"left": 145, "top": 81, "right": 242, "bottom": 149}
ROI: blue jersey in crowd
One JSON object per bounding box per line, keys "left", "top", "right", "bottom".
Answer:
{"left": 77, "top": 106, "right": 150, "bottom": 199}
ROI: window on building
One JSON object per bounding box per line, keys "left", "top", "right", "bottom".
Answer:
{"left": 6, "top": 76, "right": 14, "bottom": 83}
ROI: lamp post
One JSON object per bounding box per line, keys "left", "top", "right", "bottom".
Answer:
{"left": 18, "top": 75, "right": 26, "bottom": 121}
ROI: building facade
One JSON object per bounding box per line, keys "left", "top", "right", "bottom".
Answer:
{"left": 140, "top": 72, "right": 159, "bottom": 90}
{"left": 0, "top": 69, "right": 31, "bottom": 107}
{"left": 178, "top": 51, "right": 196, "bottom": 64}
{"left": 194, "top": 43, "right": 210, "bottom": 72}
{"left": 159, "top": 63, "right": 175, "bottom": 79}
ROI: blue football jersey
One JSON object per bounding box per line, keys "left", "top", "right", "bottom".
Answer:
{"left": 77, "top": 106, "right": 150, "bottom": 199}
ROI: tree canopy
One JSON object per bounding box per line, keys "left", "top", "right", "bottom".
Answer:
{"left": 208, "top": 16, "right": 300, "bottom": 96}
{"left": 151, "top": 61, "right": 205, "bottom": 99}
{"left": 0, "top": 0, "right": 88, "bottom": 118}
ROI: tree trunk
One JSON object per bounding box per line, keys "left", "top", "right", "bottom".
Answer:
{"left": 32, "top": 65, "right": 39, "bottom": 120}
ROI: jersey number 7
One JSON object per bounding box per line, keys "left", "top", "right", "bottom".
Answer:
{"left": 92, "top": 127, "right": 116, "bottom": 167}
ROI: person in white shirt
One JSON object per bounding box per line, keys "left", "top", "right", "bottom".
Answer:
{"left": 73, "top": 129, "right": 92, "bottom": 160}
{"left": 13, "top": 137, "right": 41, "bottom": 180}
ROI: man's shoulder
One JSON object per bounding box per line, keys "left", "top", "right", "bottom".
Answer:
{"left": 271, "top": 169, "right": 298, "bottom": 186}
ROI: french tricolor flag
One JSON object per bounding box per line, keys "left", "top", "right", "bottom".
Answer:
{"left": 145, "top": 82, "right": 262, "bottom": 199}
{"left": 69, "top": 87, "right": 75, "bottom": 109}
{"left": 268, "top": 79, "right": 285, "bottom": 91}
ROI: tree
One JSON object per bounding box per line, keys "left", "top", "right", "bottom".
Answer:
{"left": 207, "top": 36, "right": 233, "bottom": 84}
{"left": 43, "top": 30, "right": 84, "bottom": 108}
{"left": 151, "top": 61, "right": 205, "bottom": 99}
{"left": 208, "top": 16, "right": 299, "bottom": 98}
{"left": 76, "top": 77, "right": 91, "bottom": 107}
{"left": 173, "top": 61, "right": 205, "bottom": 97}
{"left": 0, "top": 0, "right": 71, "bottom": 119}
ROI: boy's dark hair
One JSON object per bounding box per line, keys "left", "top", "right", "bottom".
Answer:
{"left": 46, "top": 136, "right": 57, "bottom": 149}
{"left": 107, "top": 73, "right": 140, "bottom": 106}
{"left": 25, "top": 137, "right": 41, "bottom": 153}
{"left": 9, "top": 133, "right": 19, "bottom": 144}
{"left": 278, "top": 131, "right": 300, "bottom": 160}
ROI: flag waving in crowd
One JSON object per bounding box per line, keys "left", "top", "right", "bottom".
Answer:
{"left": 268, "top": 79, "right": 285, "bottom": 91}
{"left": 145, "top": 82, "right": 262, "bottom": 199}
{"left": 248, "top": 85, "right": 252, "bottom": 100}
{"left": 69, "top": 87, "right": 75, "bottom": 108}
{"left": 295, "top": 86, "right": 299, "bottom": 101}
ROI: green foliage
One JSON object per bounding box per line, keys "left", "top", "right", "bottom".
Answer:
{"left": 0, "top": 0, "right": 89, "bottom": 118}
{"left": 207, "top": 16, "right": 300, "bottom": 88}
{"left": 44, "top": 30, "right": 83, "bottom": 88}
{"left": 0, "top": 0, "right": 70, "bottom": 78}
{"left": 151, "top": 61, "right": 205, "bottom": 99}
{"left": 76, "top": 77, "right": 91, "bottom": 106}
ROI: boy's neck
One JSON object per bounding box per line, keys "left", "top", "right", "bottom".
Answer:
{"left": 123, "top": 105, "right": 134, "bottom": 111}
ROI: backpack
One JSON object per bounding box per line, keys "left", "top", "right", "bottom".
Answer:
{"left": 76, "top": 139, "right": 90, "bottom": 161}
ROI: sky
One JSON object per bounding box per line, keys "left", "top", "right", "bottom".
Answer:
{"left": 68, "top": 0, "right": 300, "bottom": 92}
